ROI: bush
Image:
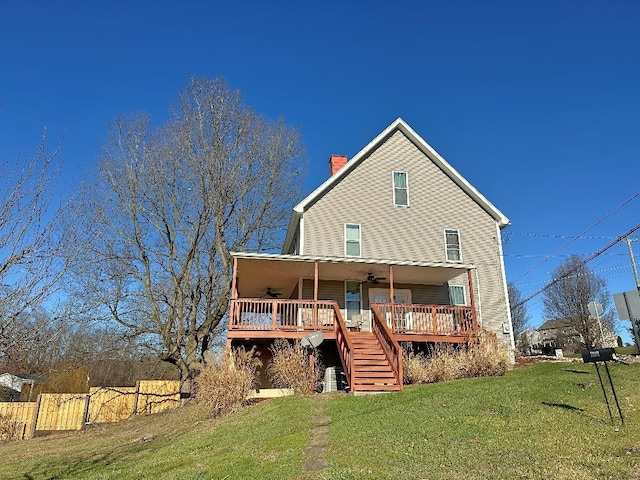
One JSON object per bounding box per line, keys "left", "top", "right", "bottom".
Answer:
{"left": 195, "top": 346, "right": 261, "bottom": 417}
{"left": 402, "top": 347, "right": 431, "bottom": 385}
{"left": 403, "top": 331, "right": 506, "bottom": 385}
{"left": 267, "top": 339, "right": 324, "bottom": 394}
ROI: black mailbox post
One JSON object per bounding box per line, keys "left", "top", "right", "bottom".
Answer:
{"left": 581, "top": 348, "right": 624, "bottom": 425}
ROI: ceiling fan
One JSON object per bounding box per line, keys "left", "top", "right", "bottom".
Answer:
{"left": 261, "top": 287, "right": 283, "bottom": 298}
{"left": 361, "top": 273, "right": 387, "bottom": 285}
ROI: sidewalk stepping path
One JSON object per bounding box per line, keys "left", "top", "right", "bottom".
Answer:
{"left": 302, "top": 399, "right": 330, "bottom": 473}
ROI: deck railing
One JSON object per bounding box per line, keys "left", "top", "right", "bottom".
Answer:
{"left": 229, "top": 299, "right": 336, "bottom": 332}
{"left": 373, "top": 303, "right": 477, "bottom": 336}
{"left": 332, "top": 303, "right": 354, "bottom": 390}
{"left": 370, "top": 305, "right": 403, "bottom": 388}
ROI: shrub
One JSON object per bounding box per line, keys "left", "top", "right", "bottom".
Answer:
{"left": 402, "top": 347, "right": 431, "bottom": 385}
{"left": 267, "top": 339, "right": 324, "bottom": 394}
{"left": 402, "top": 331, "right": 506, "bottom": 385}
{"left": 195, "top": 346, "right": 261, "bottom": 417}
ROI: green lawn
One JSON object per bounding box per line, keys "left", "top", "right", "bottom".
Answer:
{"left": 1, "top": 362, "right": 639, "bottom": 479}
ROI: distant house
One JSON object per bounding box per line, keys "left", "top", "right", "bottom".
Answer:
{"left": 226, "top": 118, "right": 514, "bottom": 393}
{"left": 0, "top": 373, "right": 37, "bottom": 402}
{"left": 518, "top": 318, "right": 617, "bottom": 355}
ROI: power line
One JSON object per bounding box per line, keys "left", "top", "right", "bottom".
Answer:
{"left": 507, "top": 232, "right": 620, "bottom": 240}
{"left": 512, "top": 223, "right": 640, "bottom": 309}
{"left": 514, "top": 264, "right": 633, "bottom": 288}
{"left": 511, "top": 191, "right": 640, "bottom": 283}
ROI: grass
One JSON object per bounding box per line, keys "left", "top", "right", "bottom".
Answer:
{"left": 1, "top": 362, "right": 639, "bottom": 479}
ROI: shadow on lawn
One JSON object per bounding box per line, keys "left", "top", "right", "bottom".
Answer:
{"left": 561, "top": 369, "right": 590, "bottom": 375}
{"left": 21, "top": 436, "right": 158, "bottom": 480}
{"left": 541, "top": 401, "right": 585, "bottom": 412}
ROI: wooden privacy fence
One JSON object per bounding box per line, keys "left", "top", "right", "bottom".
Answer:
{"left": 0, "top": 380, "right": 179, "bottom": 440}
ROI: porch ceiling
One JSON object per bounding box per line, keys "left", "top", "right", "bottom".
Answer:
{"left": 232, "top": 253, "right": 474, "bottom": 299}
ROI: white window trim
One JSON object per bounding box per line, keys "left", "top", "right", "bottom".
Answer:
{"left": 444, "top": 228, "right": 462, "bottom": 263}
{"left": 449, "top": 285, "right": 467, "bottom": 306}
{"left": 392, "top": 171, "right": 409, "bottom": 207}
{"left": 344, "top": 223, "right": 361, "bottom": 258}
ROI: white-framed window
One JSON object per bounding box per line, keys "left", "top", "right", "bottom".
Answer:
{"left": 345, "top": 223, "right": 361, "bottom": 257}
{"left": 392, "top": 171, "right": 409, "bottom": 206}
{"left": 449, "top": 285, "right": 466, "bottom": 306}
{"left": 444, "top": 229, "right": 462, "bottom": 262}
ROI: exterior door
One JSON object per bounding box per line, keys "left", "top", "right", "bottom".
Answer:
{"left": 369, "top": 288, "right": 412, "bottom": 329}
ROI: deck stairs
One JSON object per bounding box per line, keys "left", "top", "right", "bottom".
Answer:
{"left": 349, "top": 332, "right": 401, "bottom": 392}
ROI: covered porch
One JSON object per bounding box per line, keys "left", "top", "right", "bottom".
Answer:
{"left": 227, "top": 253, "right": 480, "bottom": 343}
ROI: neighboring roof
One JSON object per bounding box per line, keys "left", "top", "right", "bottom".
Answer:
{"left": 282, "top": 117, "right": 510, "bottom": 253}
{"left": 538, "top": 318, "right": 575, "bottom": 331}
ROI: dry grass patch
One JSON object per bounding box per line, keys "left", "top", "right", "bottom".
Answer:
{"left": 195, "top": 346, "right": 261, "bottom": 417}
{"left": 403, "top": 331, "right": 506, "bottom": 385}
{"left": 266, "top": 339, "right": 324, "bottom": 394}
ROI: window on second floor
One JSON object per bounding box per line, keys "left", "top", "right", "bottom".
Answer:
{"left": 345, "top": 223, "right": 361, "bottom": 257}
{"left": 392, "top": 171, "right": 409, "bottom": 206}
{"left": 444, "top": 229, "right": 462, "bottom": 262}
{"left": 449, "top": 285, "right": 466, "bottom": 306}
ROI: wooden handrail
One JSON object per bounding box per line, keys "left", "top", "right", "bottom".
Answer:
{"left": 370, "top": 304, "right": 403, "bottom": 389}
{"left": 373, "top": 303, "right": 477, "bottom": 338}
{"left": 229, "top": 299, "right": 336, "bottom": 331}
{"left": 332, "top": 302, "right": 353, "bottom": 391}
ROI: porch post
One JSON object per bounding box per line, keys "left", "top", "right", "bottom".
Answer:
{"left": 467, "top": 269, "right": 478, "bottom": 333}
{"left": 230, "top": 256, "right": 238, "bottom": 328}
{"left": 389, "top": 265, "right": 395, "bottom": 331}
{"left": 314, "top": 261, "right": 319, "bottom": 328}
{"left": 231, "top": 257, "right": 238, "bottom": 299}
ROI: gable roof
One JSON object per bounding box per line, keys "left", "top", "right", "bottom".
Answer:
{"left": 283, "top": 118, "right": 510, "bottom": 254}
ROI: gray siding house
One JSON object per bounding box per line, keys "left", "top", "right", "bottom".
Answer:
{"left": 227, "top": 118, "right": 514, "bottom": 392}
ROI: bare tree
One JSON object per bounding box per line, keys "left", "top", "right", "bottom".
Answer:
{"left": 543, "top": 254, "right": 616, "bottom": 348}
{"left": 69, "top": 77, "right": 305, "bottom": 396}
{"left": 508, "top": 282, "right": 529, "bottom": 337}
{"left": 0, "top": 128, "right": 67, "bottom": 369}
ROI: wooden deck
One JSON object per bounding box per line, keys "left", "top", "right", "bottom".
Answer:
{"left": 227, "top": 299, "right": 479, "bottom": 392}
{"left": 228, "top": 299, "right": 477, "bottom": 342}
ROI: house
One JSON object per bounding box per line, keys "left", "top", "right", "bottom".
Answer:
{"left": 528, "top": 318, "right": 617, "bottom": 355}
{"left": 0, "top": 373, "right": 37, "bottom": 402}
{"left": 226, "top": 118, "right": 514, "bottom": 392}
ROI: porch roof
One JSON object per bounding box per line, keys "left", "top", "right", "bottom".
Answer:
{"left": 231, "top": 252, "right": 474, "bottom": 299}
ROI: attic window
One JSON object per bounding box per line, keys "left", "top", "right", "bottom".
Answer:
{"left": 393, "top": 171, "right": 409, "bottom": 206}
{"left": 345, "top": 224, "right": 361, "bottom": 257}
{"left": 445, "top": 229, "right": 462, "bottom": 262}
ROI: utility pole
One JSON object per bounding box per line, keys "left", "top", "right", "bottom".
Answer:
{"left": 626, "top": 237, "right": 640, "bottom": 293}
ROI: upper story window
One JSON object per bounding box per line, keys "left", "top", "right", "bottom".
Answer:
{"left": 449, "top": 285, "right": 466, "bottom": 306}
{"left": 444, "top": 229, "right": 462, "bottom": 262}
{"left": 392, "top": 171, "right": 409, "bottom": 206}
{"left": 345, "top": 223, "right": 361, "bottom": 257}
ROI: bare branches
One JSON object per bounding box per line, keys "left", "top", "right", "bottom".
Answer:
{"left": 69, "top": 77, "right": 305, "bottom": 395}
{"left": 542, "top": 254, "right": 616, "bottom": 348}
{"left": 0, "top": 128, "right": 67, "bottom": 367}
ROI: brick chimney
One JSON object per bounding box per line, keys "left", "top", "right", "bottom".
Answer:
{"left": 329, "top": 154, "right": 348, "bottom": 176}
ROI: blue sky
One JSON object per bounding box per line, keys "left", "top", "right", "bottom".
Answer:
{"left": 1, "top": 1, "right": 639, "bottom": 340}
